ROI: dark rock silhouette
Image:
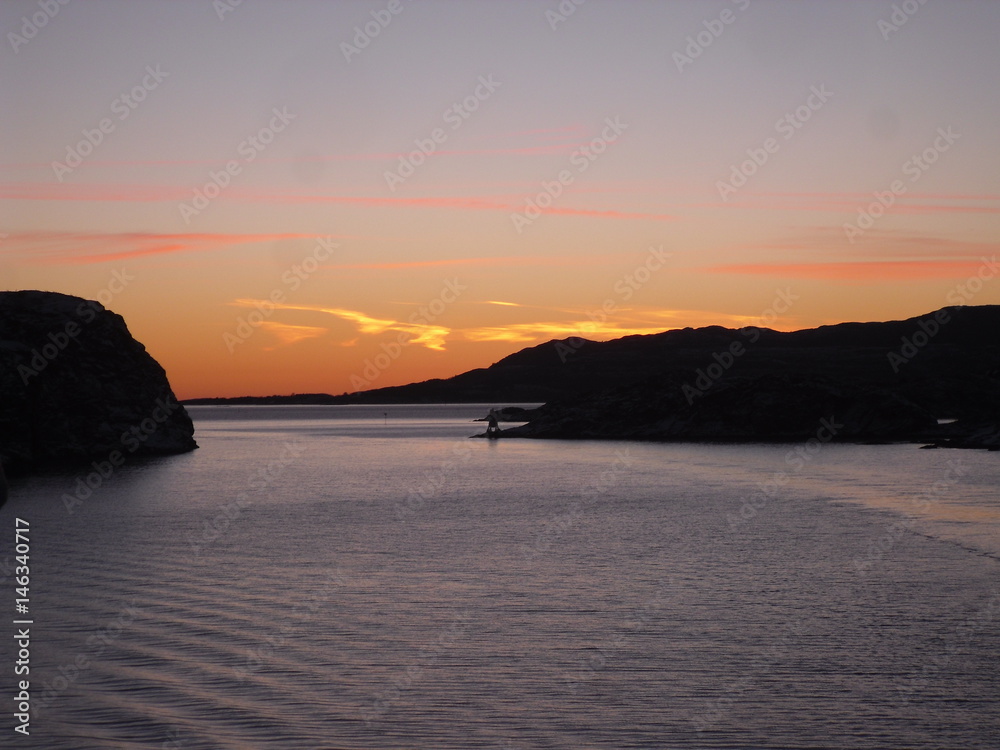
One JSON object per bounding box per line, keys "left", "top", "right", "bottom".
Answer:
{"left": 0, "top": 291, "right": 197, "bottom": 472}
{"left": 189, "top": 305, "right": 1000, "bottom": 414}
{"left": 184, "top": 305, "right": 999, "bottom": 448}
{"left": 493, "top": 307, "right": 999, "bottom": 447}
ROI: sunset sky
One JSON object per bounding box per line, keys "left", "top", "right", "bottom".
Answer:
{"left": 2, "top": 0, "right": 998, "bottom": 399}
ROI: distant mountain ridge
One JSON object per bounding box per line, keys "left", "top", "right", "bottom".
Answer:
{"left": 495, "top": 305, "right": 999, "bottom": 446}
{"left": 187, "top": 305, "right": 999, "bottom": 448}
{"left": 187, "top": 305, "right": 1000, "bottom": 413}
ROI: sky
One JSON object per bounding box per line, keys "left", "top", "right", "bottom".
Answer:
{"left": 2, "top": 0, "right": 998, "bottom": 399}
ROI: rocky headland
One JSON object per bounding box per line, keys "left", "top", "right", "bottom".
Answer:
{"left": 0, "top": 290, "right": 197, "bottom": 474}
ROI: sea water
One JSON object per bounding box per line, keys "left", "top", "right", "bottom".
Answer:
{"left": 1, "top": 404, "right": 998, "bottom": 749}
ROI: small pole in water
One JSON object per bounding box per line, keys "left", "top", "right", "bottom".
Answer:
{"left": 384, "top": 411, "right": 387, "bottom": 425}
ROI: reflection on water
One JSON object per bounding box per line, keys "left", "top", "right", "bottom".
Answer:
{"left": 1, "top": 405, "right": 997, "bottom": 749}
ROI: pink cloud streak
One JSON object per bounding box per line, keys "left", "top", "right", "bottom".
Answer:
{"left": 0, "top": 182, "right": 674, "bottom": 222}
{"left": 706, "top": 259, "right": 994, "bottom": 282}
{"left": 0, "top": 230, "right": 323, "bottom": 265}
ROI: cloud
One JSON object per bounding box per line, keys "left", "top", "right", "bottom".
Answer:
{"left": 705, "top": 259, "right": 993, "bottom": 282}
{"left": 466, "top": 125, "right": 589, "bottom": 143}
{"left": 0, "top": 230, "right": 321, "bottom": 265}
{"left": 258, "top": 321, "right": 328, "bottom": 349}
{"left": 226, "top": 297, "right": 812, "bottom": 354}
{"left": 0, "top": 183, "right": 187, "bottom": 202}
{"left": 832, "top": 232, "right": 999, "bottom": 258}
{"left": 228, "top": 299, "right": 696, "bottom": 352}
{"left": 639, "top": 308, "right": 791, "bottom": 328}
{"left": 0, "top": 182, "right": 674, "bottom": 222}
{"left": 0, "top": 126, "right": 592, "bottom": 172}
{"left": 706, "top": 190, "right": 1000, "bottom": 216}
{"left": 460, "top": 320, "right": 670, "bottom": 344}
{"left": 258, "top": 191, "right": 673, "bottom": 221}
{"left": 229, "top": 299, "right": 451, "bottom": 351}
{"left": 456, "top": 304, "right": 812, "bottom": 342}
{"left": 323, "top": 254, "right": 623, "bottom": 272}
{"left": 717, "top": 229, "right": 999, "bottom": 267}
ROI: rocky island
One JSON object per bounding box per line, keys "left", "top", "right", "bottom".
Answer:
{"left": 0, "top": 291, "right": 197, "bottom": 474}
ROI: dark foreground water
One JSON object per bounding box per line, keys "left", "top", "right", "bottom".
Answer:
{"left": 2, "top": 405, "right": 998, "bottom": 749}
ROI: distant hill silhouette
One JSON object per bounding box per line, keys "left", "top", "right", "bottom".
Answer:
{"left": 497, "top": 306, "right": 1000, "bottom": 446}
{"left": 187, "top": 306, "right": 1000, "bottom": 447}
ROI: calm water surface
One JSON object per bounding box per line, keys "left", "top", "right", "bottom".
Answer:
{"left": 2, "top": 404, "right": 998, "bottom": 749}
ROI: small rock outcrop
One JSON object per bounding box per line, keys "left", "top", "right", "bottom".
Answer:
{"left": 0, "top": 291, "right": 197, "bottom": 471}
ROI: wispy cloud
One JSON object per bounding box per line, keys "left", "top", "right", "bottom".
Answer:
{"left": 229, "top": 300, "right": 451, "bottom": 350}
{"left": 0, "top": 230, "right": 321, "bottom": 265}
{"left": 325, "top": 254, "right": 622, "bottom": 272}
{"left": 705, "top": 259, "right": 992, "bottom": 282}
{"left": 459, "top": 321, "right": 669, "bottom": 344}
{"left": 466, "top": 125, "right": 589, "bottom": 143}
{"left": 456, "top": 307, "right": 778, "bottom": 343}
{"left": 705, "top": 190, "right": 1000, "bottom": 215}
{"left": 0, "top": 126, "right": 593, "bottom": 173}
{"left": 638, "top": 308, "right": 800, "bottom": 329}
{"left": 258, "top": 321, "right": 328, "bottom": 349}
{"left": 0, "top": 238, "right": 645, "bottom": 274}
{"left": 718, "top": 228, "right": 999, "bottom": 264}
{"left": 227, "top": 297, "right": 812, "bottom": 353}
{"left": 248, "top": 190, "right": 674, "bottom": 222}
{"left": 831, "top": 232, "right": 999, "bottom": 258}
{"left": 0, "top": 182, "right": 674, "bottom": 222}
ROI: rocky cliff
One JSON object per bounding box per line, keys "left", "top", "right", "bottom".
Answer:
{"left": 0, "top": 291, "right": 197, "bottom": 471}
